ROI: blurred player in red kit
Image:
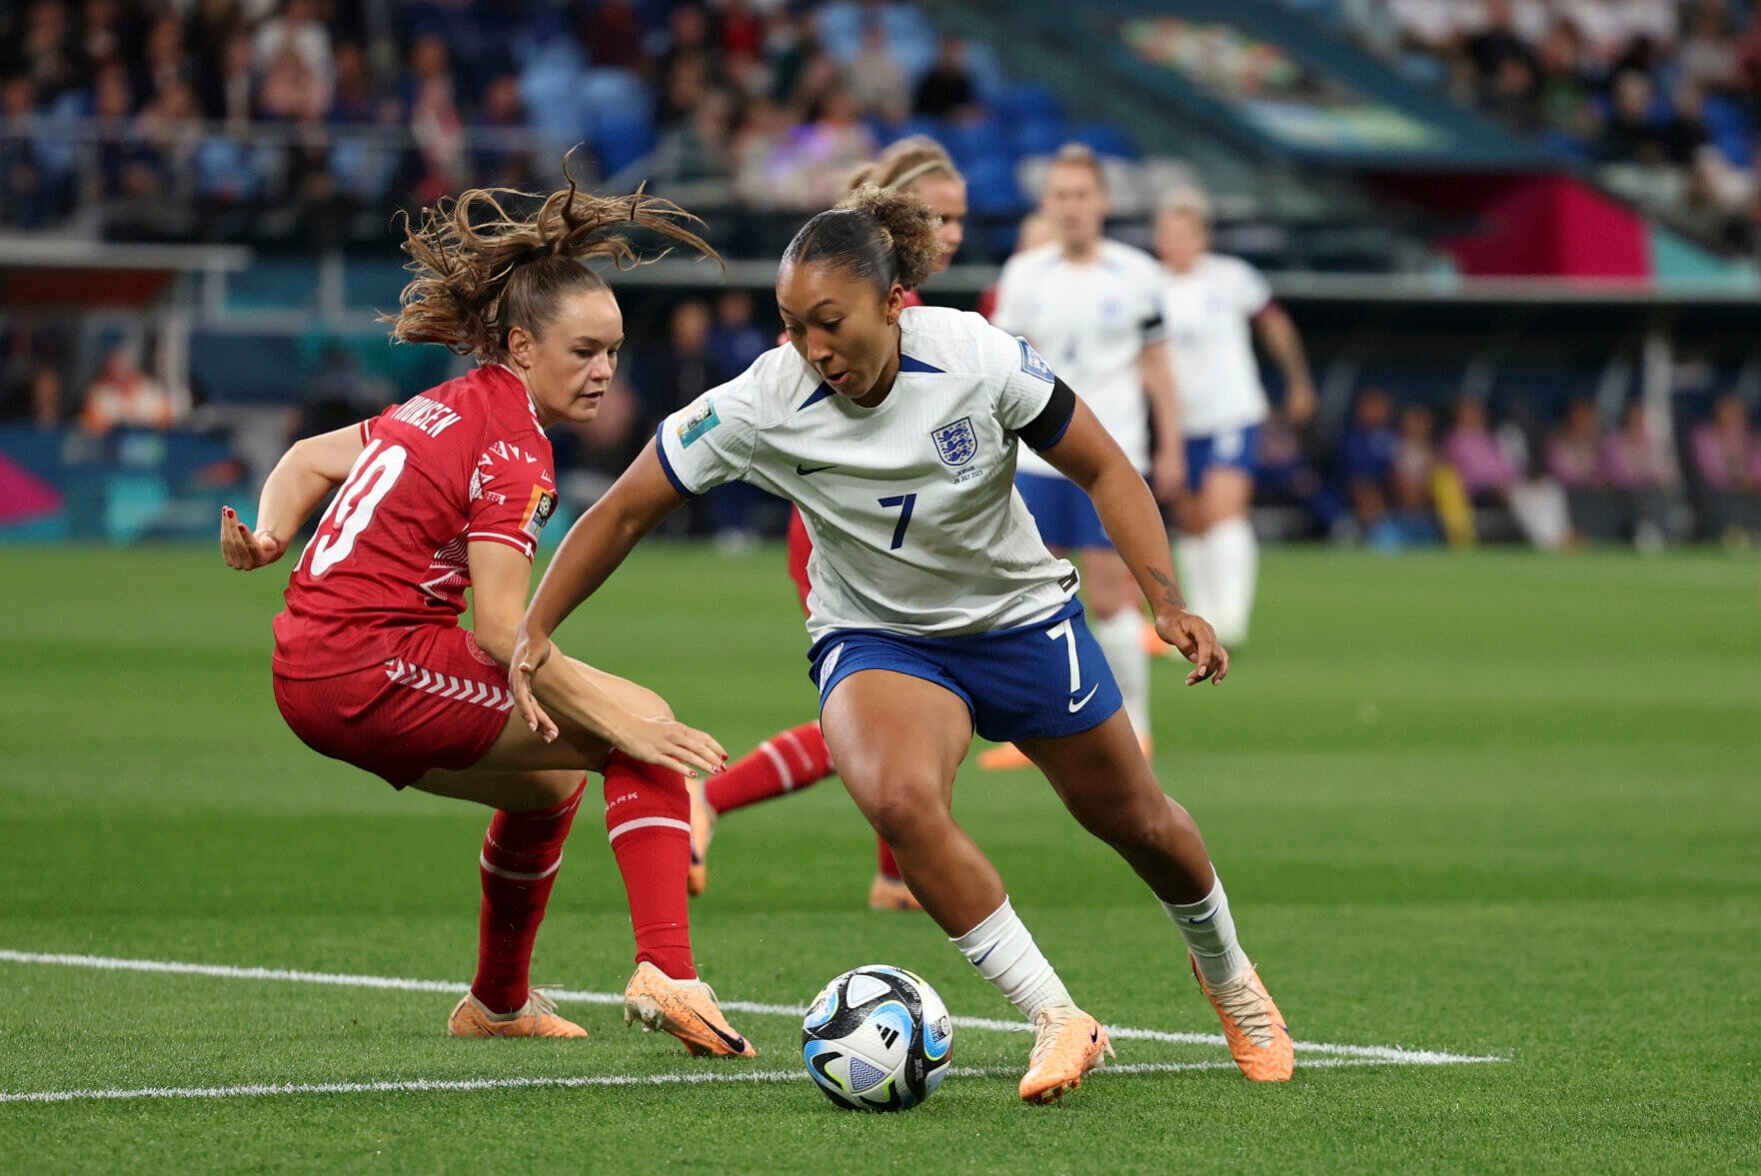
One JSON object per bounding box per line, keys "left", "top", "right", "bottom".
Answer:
{"left": 688, "top": 137, "right": 968, "bottom": 912}
{"left": 218, "top": 162, "right": 755, "bottom": 1056}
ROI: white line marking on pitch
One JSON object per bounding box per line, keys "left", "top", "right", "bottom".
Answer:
{"left": 0, "top": 1058, "right": 1466, "bottom": 1107}
{"left": 0, "top": 948, "right": 1507, "bottom": 1073}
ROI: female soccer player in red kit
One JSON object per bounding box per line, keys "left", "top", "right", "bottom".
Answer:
{"left": 689, "top": 137, "right": 968, "bottom": 912}
{"left": 218, "top": 167, "right": 755, "bottom": 1056}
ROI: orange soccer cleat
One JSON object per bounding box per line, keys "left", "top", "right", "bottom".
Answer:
{"left": 1192, "top": 957, "right": 1293, "bottom": 1082}
{"left": 685, "top": 776, "right": 715, "bottom": 897}
{"left": 867, "top": 873, "right": 924, "bottom": 912}
{"left": 623, "top": 961, "right": 757, "bottom": 1058}
{"left": 976, "top": 742, "right": 1034, "bottom": 771}
{"left": 447, "top": 989, "right": 588, "bottom": 1039}
{"left": 1019, "top": 1005, "right": 1113, "bottom": 1104}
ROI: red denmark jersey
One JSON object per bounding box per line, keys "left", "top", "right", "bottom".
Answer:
{"left": 272, "top": 364, "right": 557, "bottom": 679}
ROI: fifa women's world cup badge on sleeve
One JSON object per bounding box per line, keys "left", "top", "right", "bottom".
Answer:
{"left": 521, "top": 485, "right": 558, "bottom": 542}
{"left": 676, "top": 396, "right": 721, "bottom": 447}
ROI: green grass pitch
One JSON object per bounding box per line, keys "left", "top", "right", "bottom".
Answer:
{"left": 1, "top": 543, "right": 1757, "bottom": 1173}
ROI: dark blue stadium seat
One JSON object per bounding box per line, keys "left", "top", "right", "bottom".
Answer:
{"left": 1008, "top": 116, "right": 1069, "bottom": 159}
{"left": 189, "top": 333, "right": 307, "bottom": 403}
{"left": 962, "top": 155, "right": 1028, "bottom": 217}
{"left": 996, "top": 83, "right": 1062, "bottom": 122}
{"left": 1069, "top": 121, "right": 1138, "bottom": 160}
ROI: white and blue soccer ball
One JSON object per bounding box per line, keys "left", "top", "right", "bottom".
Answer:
{"left": 801, "top": 965, "right": 953, "bottom": 1112}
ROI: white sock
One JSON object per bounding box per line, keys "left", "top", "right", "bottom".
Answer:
{"left": 1172, "top": 532, "right": 1213, "bottom": 623}
{"left": 1090, "top": 607, "right": 1149, "bottom": 738}
{"left": 1206, "top": 517, "right": 1258, "bottom": 648}
{"left": 1162, "top": 870, "right": 1250, "bottom": 987}
{"left": 950, "top": 897, "right": 1074, "bottom": 1022}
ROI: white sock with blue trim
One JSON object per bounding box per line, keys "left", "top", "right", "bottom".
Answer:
{"left": 951, "top": 897, "right": 1073, "bottom": 1022}
{"left": 1162, "top": 870, "right": 1250, "bottom": 986}
{"left": 1090, "top": 607, "right": 1149, "bottom": 738}
{"left": 1207, "top": 517, "right": 1258, "bottom": 648}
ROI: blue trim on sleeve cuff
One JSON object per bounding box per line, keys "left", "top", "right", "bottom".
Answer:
{"left": 652, "top": 422, "right": 696, "bottom": 498}
{"left": 1035, "top": 409, "right": 1074, "bottom": 451}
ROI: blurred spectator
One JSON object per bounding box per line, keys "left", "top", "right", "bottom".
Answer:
{"left": 719, "top": 0, "right": 764, "bottom": 59}
{"left": 258, "top": 46, "right": 327, "bottom": 122}
{"left": 1255, "top": 410, "right": 1341, "bottom": 534}
{"left": 1660, "top": 83, "right": 1712, "bottom": 168}
{"left": 202, "top": 28, "right": 258, "bottom": 124}
{"left": 580, "top": 0, "right": 644, "bottom": 72}
{"left": 1464, "top": 0, "right": 1536, "bottom": 96}
{"left": 30, "top": 364, "right": 63, "bottom": 428}
{"left": 1392, "top": 402, "right": 1437, "bottom": 515}
{"left": 253, "top": 0, "right": 333, "bottom": 106}
{"left": 1678, "top": 1, "right": 1738, "bottom": 94}
{"left": 1443, "top": 395, "right": 1572, "bottom": 549}
{"left": 1547, "top": 398, "right": 1606, "bottom": 488}
{"left": 708, "top": 290, "right": 770, "bottom": 378}
{"left": 1690, "top": 393, "right": 1756, "bottom": 491}
{"left": 1441, "top": 396, "right": 1515, "bottom": 501}
{"left": 652, "top": 87, "right": 736, "bottom": 186}
{"left": 1594, "top": 71, "right": 1667, "bottom": 165}
{"left": 79, "top": 347, "right": 188, "bottom": 434}
{"left": 471, "top": 74, "right": 528, "bottom": 188}
{"left": 1603, "top": 400, "right": 1678, "bottom": 490}
{"left": 328, "top": 42, "right": 380, "bottom": 123}
{"left": 637, "top": 299, "right": 721, "bottom": 428}
{"left": 1339, "top": 386, "right": 1398, "bottom": 535}
{"left": 913, "top": 36, "right": 978, "bottom": 121}
{"left": 849, "top": 20, "right": 909, "bottom": 123}
{"left": 792, "top": 87, "right": 879, "bottom": 204}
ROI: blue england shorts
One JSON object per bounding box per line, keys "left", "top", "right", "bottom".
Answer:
{"left": 1184, "top": 425, "right": 1260, "bottom": 493}
{"left": 1016, "top": 472, "right": 1111, "bottom": 551}
{"left": 805, "top": 597, "right": 1124, "bottom": 745}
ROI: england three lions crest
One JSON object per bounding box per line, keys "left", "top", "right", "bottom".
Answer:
{"left": 931, "top": 417, "right": 979, "bottom": 468}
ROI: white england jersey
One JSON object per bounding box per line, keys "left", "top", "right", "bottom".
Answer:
{"left": 1159, "top": 253, "right": 1273, "bottom": 436}
{"left": 656, "top": 306, "right": 1080, "bottom": 641}
{"left": 991, "top": 239, "right": 1166, "bottom": 477}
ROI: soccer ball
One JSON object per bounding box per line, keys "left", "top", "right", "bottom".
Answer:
{"left": 801, "top": 965, "right": 953, "bottom": 1111}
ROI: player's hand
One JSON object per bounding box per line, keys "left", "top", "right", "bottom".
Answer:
{"left": 1151, "top": 450, "right": 1186, "bottom": 505}
{"left": 509, "top": 627, "right": 559, "bottom": 742}
{"left": 611, "top": 714, "right": 728, "bottom": 779}
{"left": 1155, "top": 607, "right": 1228, "bottom": 686}
{"left": 219, "top": 506, "right": 287, "bottom": 570}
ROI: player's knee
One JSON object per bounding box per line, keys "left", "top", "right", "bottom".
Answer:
{"left": 857, "top": 774, "right": 947, "bottom": 846}
{"left": 1086, "top": 791, "right": 1181, "bottom": 854}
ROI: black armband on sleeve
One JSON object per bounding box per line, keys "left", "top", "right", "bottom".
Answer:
{"left": 1015, "top": 377, "right": 1078, "bottom": 453}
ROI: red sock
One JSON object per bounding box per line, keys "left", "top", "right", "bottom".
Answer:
{"left": 471, "top": 778, "right": 586, "bottom": 1014}
{"left": 603, "top": 752, "right": 696, "bottom": 980}
{"left": 875, "top": 835, "right": 904, "bottom": 882}
{"left": 704, "top": 721, "right": 833, "bottom": 815}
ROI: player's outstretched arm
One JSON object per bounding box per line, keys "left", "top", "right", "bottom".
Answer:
{"left": 219, "top": 423, "right": 366, "bottom": 571}
{"left": 1040, "top": 399, "right": 1227, "bottom": 685}
{"left": 511, "top": 445, "right": 688, "bottom": 735}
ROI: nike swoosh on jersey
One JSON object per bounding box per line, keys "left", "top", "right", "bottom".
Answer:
{"left": 1067, "top": 684, "right": 1100, "bottom": 713}
{"left": 795, "top": 463, "right": 837, "bottom": 476}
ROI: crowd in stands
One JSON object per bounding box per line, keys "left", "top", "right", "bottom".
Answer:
{"left": 0, "top": 0, "right": 1061, "bottom": 243}
{"left": 1330, "top": 0, "right": 1761, "bottom": 248}
{"left": 1255, "top": 380, "right": 1761, "bottom": 549}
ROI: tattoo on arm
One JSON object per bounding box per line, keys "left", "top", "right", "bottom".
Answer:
{"left": 1148, "top": 566, "right": 1186, "bottom": 612}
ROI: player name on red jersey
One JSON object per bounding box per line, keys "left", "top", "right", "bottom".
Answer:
{"left": 390, "top": 395, "right": 465, "bottom": 438}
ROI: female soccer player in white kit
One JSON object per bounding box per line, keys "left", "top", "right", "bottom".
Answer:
{"left": 1155, "top": 186, "right": 1316, "bottom": 648}
{"left": 982, "top": 144, "right": 1182, "bottom": 769}
{"left": 511, "top": 185, "right": 1293, "bottom": 1101}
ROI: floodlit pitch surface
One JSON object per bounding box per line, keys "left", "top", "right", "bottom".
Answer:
{"left": 2, "top": 545, "right": 1755, "bottom": 1172}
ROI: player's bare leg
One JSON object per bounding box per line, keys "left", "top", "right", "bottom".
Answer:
{"left": 1020, "top": 711, "right": 1292, "bottom": 1081}
{"left": 823, "top": 670, "right": 1107, "bottom": 1102}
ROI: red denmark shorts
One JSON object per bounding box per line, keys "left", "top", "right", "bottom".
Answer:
{"left": 273, "top": 625, "right": 515, "bottom": 789}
